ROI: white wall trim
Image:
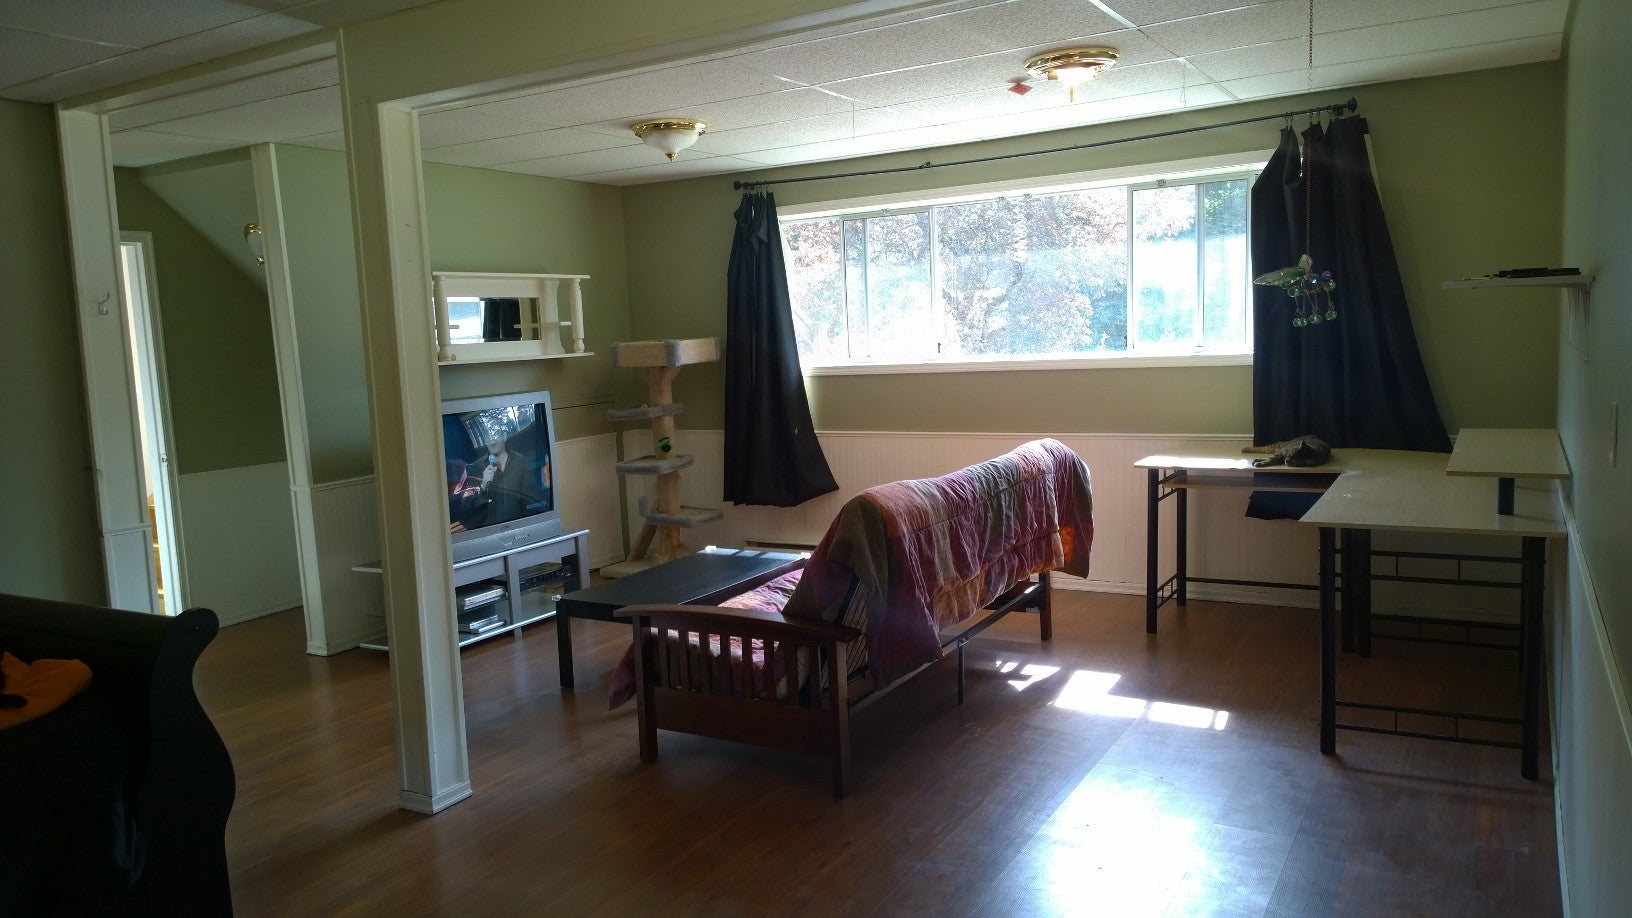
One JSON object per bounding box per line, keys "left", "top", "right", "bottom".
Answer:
{"left": 1552, "top": 499, "right": 1632, "bottom": 918}
{"left": 177, "top": 461, "right": 302, "bottom": 626}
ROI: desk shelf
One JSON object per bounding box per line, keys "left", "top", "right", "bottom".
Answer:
{"left": 1441, "top": 274, "right": 1593, "bottom": 291}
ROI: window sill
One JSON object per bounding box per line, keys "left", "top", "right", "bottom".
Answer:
{"left": 803, "top": 352, "right": 1252, "bottom": 376}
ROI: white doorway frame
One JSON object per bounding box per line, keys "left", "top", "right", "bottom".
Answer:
{"left": 118, "top": 232, "right": 188, "bottom": 613}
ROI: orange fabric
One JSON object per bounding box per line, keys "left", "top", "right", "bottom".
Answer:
{"left": 0, "top": 651, "right": 93, "bottom": 731}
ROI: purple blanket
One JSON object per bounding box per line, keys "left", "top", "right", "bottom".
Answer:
{"left": 781, "top": 438, "right": 1093, "bottom": 688}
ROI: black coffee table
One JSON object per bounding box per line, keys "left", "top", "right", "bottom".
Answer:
{"left": 553, "top": 547, "right": 805, "bottom": 688}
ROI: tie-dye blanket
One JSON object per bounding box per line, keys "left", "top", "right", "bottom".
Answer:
{"left": 781, "top": 437, "right": 1093, "bottom": 688}
{"left": 606, "top": 438, "right": 1093, "bottom": 708}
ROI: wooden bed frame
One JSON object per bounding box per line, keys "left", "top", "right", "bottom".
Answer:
{"left": 615, "top": 570, "right": 1052, "bottom": 798}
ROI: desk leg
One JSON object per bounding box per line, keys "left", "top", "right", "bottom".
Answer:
{"left": 557, "top": 613, "right": 575, "bottom": 689}
{"left": 1356, "top": 529, "right": 1373, "bottom": 658}
{"left": 1320, "top": 527, "right": 1338, "bottom": 756}
{"left": 1146, "top": 468, "right": 1160, "bottom": 634}
{"left": 1176, "top": 486, "right": 1189, "bottom": 607}
{"left": 1340, "top": 529, "right": 1356, "bottom": 654}
{"left": 1521, "top": 536, "right": 1544, "bottom": 779}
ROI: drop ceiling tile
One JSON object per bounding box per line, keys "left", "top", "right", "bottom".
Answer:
{"left": 1141, "top": 0, "right": 1306, "bottom": 58}
{"left": 820, "top": 31, "right": 1174, "bottom": 109}
{"left": 150, "top": 85, "right": 340, "bottom": 141}
{"left": 417, "top": 107, "right": 554, "bottom": 149}
{"left": 0, "top": 0, "right": 247, "bottom": 48}
{"left": 0, "top": 27, "right": 126, "bottom": 89}
{"left": 110, "top": 58, "right": 338, "bottom": 130}
{"left": 939, "top": 0, "right": 1123, "bottom": 51}
{"left": 1218, "top": 34, "right": 1560, "bottom": 100}
{"left": 1320, "top": 2, "right": 1567, "bottom": 67}
{"left": 284, "top": 131, "right": 346, "bottom": 151}
{"left": 1187, "top": 39, "right": 1308, "bottom": 83}
{"left": 147, "top": 12, "right": 323, "bottom": 63}
{"left": 566, "top": 154, "right": 770, "bottom": 186}
{"left": 691, "top": 107, "right": 926, "bottom": 157}
{"left": 282, "top": 0, "right": 442, "bottom": 28}
{"left": 2, "top": 49, "right": 195, "bottom": 103}
{"left": 423, "top": 128, "right": 615, "bottom": 168}
{"left": 726, "top": 12, "right": 1006, "bottom": 86}
{"left": 1316, "top": 0, "right": 1563, "bottom": 33}
{"left": 509, "top": 143, "right": 677, "bottom": 178}
{"left": 1099, "top": 0, "right": 1277, "bottom": 28}
{"left": 472, "top": 60, "right": 791, "bottom": 130}
{"left": 629, "top": 87, "right": 864, "bottom": 135}
{"left": 110, "top": 129, "right": 245, "bottom": 167}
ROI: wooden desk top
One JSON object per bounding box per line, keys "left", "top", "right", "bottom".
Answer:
{"left": 1446, "top": 428, "right": 1571, "bottom": 480}
{"left": 1301, "top": 462, "right": 1564, "bottom": 537}
{"left": 1134, "top": 447, "right": 1440, "bottom": 475}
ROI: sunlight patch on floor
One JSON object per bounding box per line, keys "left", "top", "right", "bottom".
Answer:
{"left": 994, "top": 661, "right": 1230, "bottom": 730}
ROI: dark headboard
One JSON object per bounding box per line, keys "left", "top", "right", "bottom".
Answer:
{"left": 0, "top": 594, "right": 235, "bottom": 916}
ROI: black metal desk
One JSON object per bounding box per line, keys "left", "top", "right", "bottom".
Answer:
{"left": 1301, "top": 450, "right": 1565, "bottom": 779}
{"left": 1135, "top": 448, "right": 1343, "bottom": 633}
{"left": 553, "top": 547, "right": 805, "bottom": 688}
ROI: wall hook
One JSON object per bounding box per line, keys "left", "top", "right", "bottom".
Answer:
{"left": 95, "top": 292, "right": 111, "bottom": 316}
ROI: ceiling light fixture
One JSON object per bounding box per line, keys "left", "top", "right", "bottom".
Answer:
{"left": 632, "top": 118, "right": 707, "bottom": 161}
{"left": 1024, "top": 47, "right": 1118, "bottom": 102}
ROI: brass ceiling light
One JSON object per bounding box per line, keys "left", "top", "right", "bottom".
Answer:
{"left": 1024, "top": 47, "right": 1119, "bottom": 101}
{"left": 632, "top": 118, "right": 707, "bottom": 161}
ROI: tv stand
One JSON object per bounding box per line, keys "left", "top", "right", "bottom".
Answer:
{"left": 354, "top": 529, "right": 589, "bottom": 655}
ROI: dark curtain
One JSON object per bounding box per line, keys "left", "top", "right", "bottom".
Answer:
{"left": 481, "top": 298, "right": 521, "bottom": 341}
{"left": 1249, "top": 117, "right": 1451, "bottom": 452}
{"left": 723, "top": 191, "right": 838, "bottom": 507}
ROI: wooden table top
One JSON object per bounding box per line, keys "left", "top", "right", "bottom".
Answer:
{"left": 1446, "top": 428, "right": 1571, "bottom": 480}
{"left": 1301, "top": 460, "right": 1564, "bottom": 537}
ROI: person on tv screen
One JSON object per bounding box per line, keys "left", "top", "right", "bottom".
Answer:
{"left": 459, "top": 406, "right": 545, "bottom": 527}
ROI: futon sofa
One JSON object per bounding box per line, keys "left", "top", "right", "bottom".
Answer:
{"left": 611, "top": 437, "right": 1094, "bottom": 796}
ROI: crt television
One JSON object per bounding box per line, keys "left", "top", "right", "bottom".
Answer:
{"left": 441, "top": 389, "right": 561, "bottom": 562}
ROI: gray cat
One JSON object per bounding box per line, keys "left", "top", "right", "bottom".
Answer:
{"left": 1243, "top": 435, "right": 1332, "bottom": 468}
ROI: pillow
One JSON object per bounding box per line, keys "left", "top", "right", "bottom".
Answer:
{"left": 0, "top": 651, "right": 93, "bottom": 731}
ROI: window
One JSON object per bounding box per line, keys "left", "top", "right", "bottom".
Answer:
{"left": 780, "top": 161, "right": 1260, "bottom": 371}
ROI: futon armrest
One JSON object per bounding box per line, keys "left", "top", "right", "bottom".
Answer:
{"left": 615, "top": 603, "right": 861, "bottom": 643}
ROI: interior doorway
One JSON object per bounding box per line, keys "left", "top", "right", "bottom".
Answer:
{"left": 118, "top": 233, "right": 186, "bottom": 614}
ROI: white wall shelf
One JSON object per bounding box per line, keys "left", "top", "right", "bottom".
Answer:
{"left": 1443, "top": 271, "right": 1593, "bottom": 361}
{"left": 432, "top": 271, "right": 588, "bottom": 365}
{"left": 1441, "top": 273, "right": 1593, "bottom": 291}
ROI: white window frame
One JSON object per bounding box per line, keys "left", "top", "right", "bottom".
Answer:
{"left": 778, "top": 150, "right": 1274, "bottom": 376}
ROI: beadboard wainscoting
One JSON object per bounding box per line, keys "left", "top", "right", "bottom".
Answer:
{"left": 555, "top": 433, "right": 625, "bottom": 570}
{"left": 178, "top": 461, "right": 302, "bottom": 627}
{"left": 618, "top": 430, "right": 1521, "bottom": 619}
{"left": 1551, "top": 509, "right": 1632, "bottom": 916}
{"left": 299, "top": 476, "right": 382, "bottom": 655}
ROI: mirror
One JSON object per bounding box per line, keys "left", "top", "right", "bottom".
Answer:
{"left": 431, "top": 272, "right": 589, "bottom": 364}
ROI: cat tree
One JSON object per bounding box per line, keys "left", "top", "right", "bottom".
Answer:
{"left": 603, "top": 338, "right": 724, "bottom": 578}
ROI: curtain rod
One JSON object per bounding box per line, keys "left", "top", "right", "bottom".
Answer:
{"left": 733, "top": 97, "right": 1356, "bottom": 191}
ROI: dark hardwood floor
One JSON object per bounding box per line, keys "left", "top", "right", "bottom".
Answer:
{"left": 196, "top": 590, "right": 1560, "bottom": 917}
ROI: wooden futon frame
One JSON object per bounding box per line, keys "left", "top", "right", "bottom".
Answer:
{"left": 616, "top": 570, "right": 1053, "bottom": 798}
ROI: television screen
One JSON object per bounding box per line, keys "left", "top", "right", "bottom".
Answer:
{"left": 442, "top": 396, "right": 555, "bottom": 537}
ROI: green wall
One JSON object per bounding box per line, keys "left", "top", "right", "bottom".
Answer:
{"left": 270, "top": 144, "right": 373, "bottom": 481}
{"left": 622, "top": 62, "right": 1565, "bottom": 435}
{"left": 1562, "top": 0, "right": 1632, "bottom": 705}
{"left": 0, "top": 100, "right": 103, "bottom": 602}
{"left": 116, "top": 165, "right": 287, "bottom": 474}
{"left": 266, "top": 146, "right": 635, "bottom": 477}
{"left": 423, "top": 159, "right": 633, "bottom": 441}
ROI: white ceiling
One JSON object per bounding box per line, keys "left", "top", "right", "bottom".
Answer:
{"left": 2, "top": 0, "right": 1569, "bottom": 186}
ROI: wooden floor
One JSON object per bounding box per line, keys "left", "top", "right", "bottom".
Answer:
{"left": 197, "top": 591, "right": 1560, "bottom": 917}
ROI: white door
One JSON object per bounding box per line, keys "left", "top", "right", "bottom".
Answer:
{"left": 119, "top": 234, "right": 187, "bottom": 613}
